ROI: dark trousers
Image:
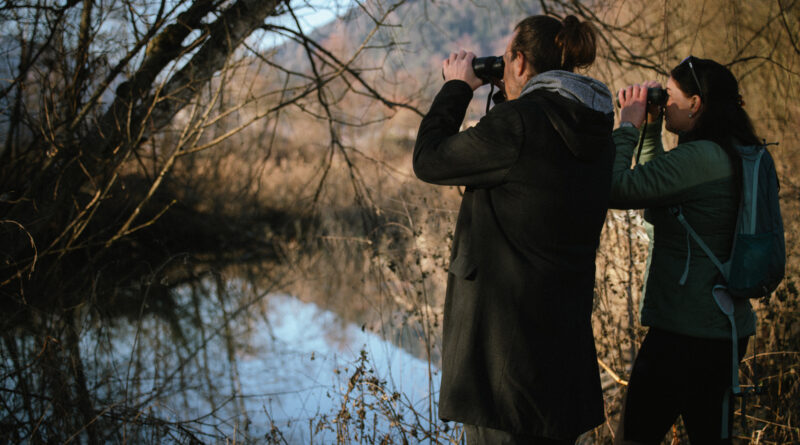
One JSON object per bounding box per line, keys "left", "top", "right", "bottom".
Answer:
{"left": 622, "top": 327, "right": 749, "bottom": 444}
{"left": 464, "top": 425, "right": 578, "bottom": 445}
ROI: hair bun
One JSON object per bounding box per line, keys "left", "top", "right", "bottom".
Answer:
{"left": 562, "top": 15, "right": 581, "bottom": 29}
{"left": 513, "top": 15, "right": 598, "bottom": 74}
{"left": 555, "top": 15, "right": 596, "bottom": 71}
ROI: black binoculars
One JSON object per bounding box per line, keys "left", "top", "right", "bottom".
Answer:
{"left": 443, "top": 56, "right": 505, "bottom": 83}
{"left": 616, "top": 87, "right": 668, "bottom": 107}
{"left": 472, "top": 56, "right": 504, "bottom": 82}
{"left": 646, "top": 87, "right": 667, "bottom": 106}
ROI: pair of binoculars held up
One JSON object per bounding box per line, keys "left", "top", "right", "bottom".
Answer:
{"left": 616, "top": 88, "right": 668, "bottom": 107}
{"left": 472, "top": 56, "right": 504, "bottom": 82}
{"left": 442, "top": 55, "right": 505, "bottom": 83}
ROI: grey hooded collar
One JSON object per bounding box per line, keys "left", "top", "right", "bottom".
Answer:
{"left": 519, "top": 70, "right": 614, "bottom": 115}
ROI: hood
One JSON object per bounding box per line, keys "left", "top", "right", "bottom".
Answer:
{"left": 519, "top": 70, "right": 614, "bottom": 160}
{"left": 519, "top": 70, "right": 614, "bottom": 114}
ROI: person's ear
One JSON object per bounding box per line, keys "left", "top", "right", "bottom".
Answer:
{"left": 690, "top": 95, "right": 702, "bottom": 114}
{"left": 515, "top": 51, "right": 526, "bottom": 77}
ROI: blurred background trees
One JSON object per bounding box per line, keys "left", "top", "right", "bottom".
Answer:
{"left": 1, "top": 0, "right": 798, "bottom": 443}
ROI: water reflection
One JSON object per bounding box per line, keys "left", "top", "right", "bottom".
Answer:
{"left": 77, "top": 288, "right": 441, "bottom": 443}
{"left": 234, "top": 294, "right": 440, "bottom": 442}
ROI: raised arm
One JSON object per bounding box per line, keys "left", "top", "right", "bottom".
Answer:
{"left": 413, "top": 80, "right": 523, "bottom": 187}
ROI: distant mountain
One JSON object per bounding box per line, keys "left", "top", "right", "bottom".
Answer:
{"left": 272, "top": 0, "right": 542, "bottom": 92}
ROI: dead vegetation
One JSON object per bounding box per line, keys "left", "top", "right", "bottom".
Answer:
{"left": 1, "top": 0, "right": 798, "bottom": 443}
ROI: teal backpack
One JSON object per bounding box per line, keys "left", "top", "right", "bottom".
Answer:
{"left": 674, "top": 142, "right": 785, "bottom": 298}
{"left": 672, "top": 141, "right": 785, "bottom": 439}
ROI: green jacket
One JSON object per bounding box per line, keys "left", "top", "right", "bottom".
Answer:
{"left": 609, "top": 120, "right": 756, "bottom": 339}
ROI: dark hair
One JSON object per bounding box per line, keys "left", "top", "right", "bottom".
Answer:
{"left": 512, "top": 15, "right": 597, "bottom": 74}
{"left": 671, "top": 57, "right": 760, "bottom": 153}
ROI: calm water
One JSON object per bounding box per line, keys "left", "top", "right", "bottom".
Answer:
{"left": 75, "top": 290, "right": 442, "bottom": 443}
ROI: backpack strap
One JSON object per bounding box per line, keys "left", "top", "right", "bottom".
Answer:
{"left": 678, "top": 229, "right": 692, "bottom": 285}
{"left": 712, "top": 285, "right": 741, "bottom": 439}
{"left": 671, "top": 206, "right": 730, "bottom": 282}
{"left": 746, "top": 149, "right": 765, "bottom": 232}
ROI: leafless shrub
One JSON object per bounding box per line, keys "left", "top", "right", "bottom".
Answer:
{"left": 1, "top": 1, "right": 799, "bottom": 443}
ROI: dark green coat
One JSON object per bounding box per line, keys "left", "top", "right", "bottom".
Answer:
{"left": 413, "top": 80, "right": 614, "bottom": 439}
{"left": 609, "top": 122, "right": 756, "bottom": 339}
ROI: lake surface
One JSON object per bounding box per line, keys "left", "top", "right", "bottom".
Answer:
{"left": 76, "top": 290, "right": 445, "bottom": 443}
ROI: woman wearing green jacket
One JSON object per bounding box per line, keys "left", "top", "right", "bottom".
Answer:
{"left": 610, "top": 57, "right": 761, "bottom": 444}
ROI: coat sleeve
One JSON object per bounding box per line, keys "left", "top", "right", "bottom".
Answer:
{"left": 412, "top": 80, "right": 523, "bottom": 188}
{"left": 609, "top": 121, "right": 733, "bottom": 209}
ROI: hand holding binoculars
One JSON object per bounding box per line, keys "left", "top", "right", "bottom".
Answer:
{"left": 442, "top": 55, "right": 505, "bottom": 83}
{"left": 616, "top": 87, "right": 667, "bottom": 108}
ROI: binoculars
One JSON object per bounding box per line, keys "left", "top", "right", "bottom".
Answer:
{"left": 616, "top": 87, "right": 668, "bottom": 107}
{"left": 645, "top": 87, "right": 667, "bottom": 106}
{"left": 442, "top": 56, "right": 505, "bottom": 83}
{"left": 472, "top": 56, "right": 504, "bottom": 82}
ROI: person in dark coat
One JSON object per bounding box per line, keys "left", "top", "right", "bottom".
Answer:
{"left": 413, "top": 15, "right": 615, "bottom": 445}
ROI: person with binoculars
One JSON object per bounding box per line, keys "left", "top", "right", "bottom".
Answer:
{"left": 413, "top": 14, "right": 615, "bottom": 445}
{"left": 611, "top": 57, "right": 762, "bottom": 444}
